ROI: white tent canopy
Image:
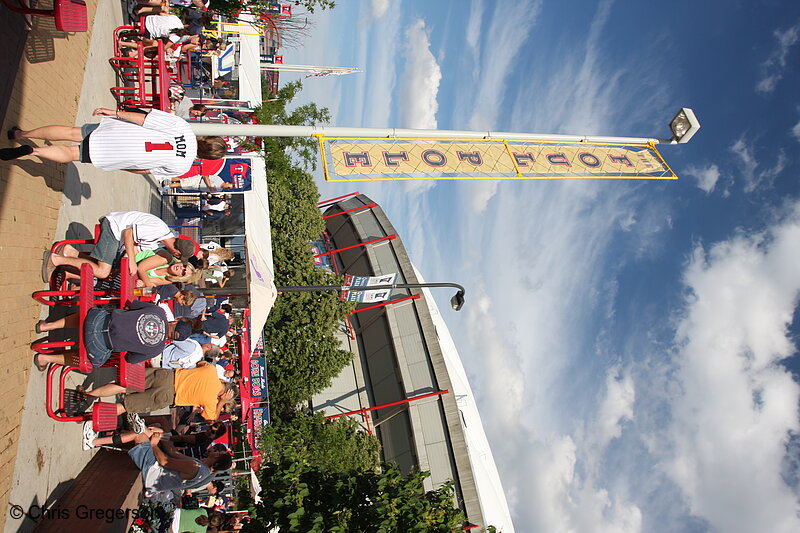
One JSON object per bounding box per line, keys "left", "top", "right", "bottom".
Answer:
{"left": 244, "top": 157, "right": 277, "bottom": 351}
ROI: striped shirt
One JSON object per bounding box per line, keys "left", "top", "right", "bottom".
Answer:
{"left": 88, "top": 110, "right": 197, "bottom": 179}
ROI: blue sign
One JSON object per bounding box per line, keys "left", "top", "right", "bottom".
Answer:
{"left": 250, "top": 406, "right": 271, "bottom": 450}
{"left": 249, "top": 357, "right": 268, "bottom": 398}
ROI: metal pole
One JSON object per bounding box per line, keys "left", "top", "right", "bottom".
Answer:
{"left": 191, "top": 123, "right": 670, "bottom": 145}
{"left": 325, "top": 389, "right": 449, "bottom": 419}
{"left": 276, "top": 282, "right": 465, "bottom": 293}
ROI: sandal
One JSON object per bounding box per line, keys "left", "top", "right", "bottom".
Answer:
{"left": 32, "top": 353, "right": 48, "bottom": 372}
{"left": 41, "top": 251, "right": 55, "bottom": 284}
{"left": 6, "top": 126, "right": 21, "bottom": 141}
{"left": 34, "top": 320, "right": 46, "bottom": 334}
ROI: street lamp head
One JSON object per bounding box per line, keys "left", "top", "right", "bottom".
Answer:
{"left": 669, "top": 107, "right": 701, "bottom": 144}
{"left": 450, "top": 290, "right": 465, "bottom": 311}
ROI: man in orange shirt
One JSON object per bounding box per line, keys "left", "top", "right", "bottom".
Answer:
{"left": 74, "top": 361, "right": 236, "bottom": 432}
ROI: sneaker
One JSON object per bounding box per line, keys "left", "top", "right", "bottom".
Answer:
{"left": 127, "top": 412, "right": 146, "bottom": 434}
{"left": 82, "top": 421, "right": 98, "bottom": 450}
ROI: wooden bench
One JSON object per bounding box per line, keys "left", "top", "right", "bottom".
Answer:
{"left": 32, "top": 448, "right": 142, "bottom": 533}
{"left": 1, "top": 0, "right": 88, "bottom": 32}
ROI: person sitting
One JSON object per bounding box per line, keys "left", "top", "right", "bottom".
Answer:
{"left": 174, "top": 99, "right": 207, "bottom": 120}
{"left": 203, "top": 265, "right": 233, "bottom": 288}
{"left": 162, "top": 336, "right": 220, "bottom": 369}
{"left": 73, "top": 361, "right": 237, "bottom": 432}
{"left": 82, "top": 425, "right": 231, "bottom": 505}
{"left": 134, "top": 0, "right": 210, "bottom": 17}
{"left": 169, "top": 422, "right": 227, "bottom": 459}
{"left": 33, "top": 300, "right": 187, "bottom": 371}
{"left": 198, "top": 243, "right": 234, "bottom": 266}
{"left": 137, "top": 247, "right": 204, "bottom": 287}
{"left": 3, "top": 108, "right": 227, "bottom": 180}
{"left": 44, "top": 211, "right": 189, "bottom": 282}
{"left": 170, "top": 508, "right": 228, "bottom": 533}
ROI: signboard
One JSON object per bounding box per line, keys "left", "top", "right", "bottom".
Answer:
{"left": 340, "top": 273, "right": 397, "bottom": 303}
{"left": 248, "top": 357, "right": 268, "bottom": 398}
{"left": 175, "top": 157, "right": 253, "bottom": 191}
{"left": 249, "top": 406, "right": 271, "bottom": 450}
{"left": 318, "top": 138, "right": 677, "bottom": 182}
{"left": 311, "top": 241, "right": 331, "bottom": 269}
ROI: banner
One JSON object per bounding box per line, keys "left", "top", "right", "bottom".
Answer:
{"left": 176, "top": 157, "right": 253, "bottom": 191}
{"left": 249, "top": 406, "right": 270, "bottom": 449}
{"left": 310, "top": 241, "right": 331, "bottom": 269}
{"left": 248, "top": 357, "right": 268, "bottom": 399}
{"left": 340, "top": 273, "right": 397, "bottom": 303}
{"left": 318, "top": 138, "right": 677, "bottom": 181}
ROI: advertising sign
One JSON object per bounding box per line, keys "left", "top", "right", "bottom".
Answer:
{"left": 340, "top": 273, "right": 397, "bottom": 303}
{"left": 248, "top": 357, "right": 268, "bottom": 398}
{"left": 249, "top": 406, "right": 271, "bottom": 450}
{"left": 176, "top": 157, "right": 253, "bottom": 192}
{"left": 319, "top": 138, "right": 677, "bottom": 181}
{"left": 311, "top": 241, "right": 331, "bottom": 269}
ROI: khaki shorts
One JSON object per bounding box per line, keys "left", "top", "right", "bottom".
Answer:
{"left": 123, "top": 368, "right": 175, "bottom": 414}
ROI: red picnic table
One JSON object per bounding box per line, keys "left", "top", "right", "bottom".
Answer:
{"left": 110, "top": 38, "right": 174, "bottom": 112}
{"left": 1, "top": 0, "right": 88, "bottom": 32}
{"left": 34, "top": 260, "right": 147, "bottom": 429}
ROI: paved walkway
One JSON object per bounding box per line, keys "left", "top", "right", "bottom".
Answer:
{"left": 0, "top": 4, "right": 159, "bottom": 531}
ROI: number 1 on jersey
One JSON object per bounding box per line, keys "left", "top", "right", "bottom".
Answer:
{"left": 145, "top": 142, "right": 174, "bottom": 152}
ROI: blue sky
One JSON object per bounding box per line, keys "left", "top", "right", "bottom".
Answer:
{"left": 281, "top": 1, "right": 800, "bottom": 531}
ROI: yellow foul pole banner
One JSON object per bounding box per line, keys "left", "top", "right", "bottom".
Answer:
{"left": 317, "top": 137, "right": 677, "bottom": 182}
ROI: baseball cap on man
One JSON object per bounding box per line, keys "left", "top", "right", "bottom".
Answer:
{"left": 174, "top": 238, "right": 198, "bottom": 264}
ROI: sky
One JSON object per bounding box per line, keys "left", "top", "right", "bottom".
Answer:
{"left": 279, "top": 1, "right": 800, "bottom": 531}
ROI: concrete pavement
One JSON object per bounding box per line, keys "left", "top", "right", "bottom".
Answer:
{"left": 0, "top": 3, "right": 160, "bottom": 531}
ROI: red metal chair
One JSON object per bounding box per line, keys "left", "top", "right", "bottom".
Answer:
{"left": 38, "top": 266, "right": 147, "bottom": 428}
{"left": 1, "top": 0, "right": 88, "bottom": 32}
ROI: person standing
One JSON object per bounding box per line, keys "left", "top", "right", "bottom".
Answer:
{"left": 2, "top": 108, "right": 227, "bottom": 180}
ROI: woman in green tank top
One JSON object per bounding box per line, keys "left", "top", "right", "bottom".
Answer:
{"left": 136, "top": 250, "right": 200, "bottom": 287}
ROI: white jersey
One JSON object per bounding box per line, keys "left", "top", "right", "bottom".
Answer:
{"left": 144, "top": 14, "right": 184, "bottom": 39}
{"left": 104, "top": 211, "right": 173, "bottom": 251}
{"left": 88, "top": 110, "right": 197, "bottom": 179}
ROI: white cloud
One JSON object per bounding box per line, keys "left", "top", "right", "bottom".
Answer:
{"left": 757, "top": 21, "right": 800, "bottom": 94}
{"left": 659, "top": 204, "right": 800, "bottom": 533}
{"left": 595, "top": 367, "right": 635, "bottom": 450}
{"left": 465, "top": 0, "right": 484, "bottom": 50}
{"left": 619, "top": 211, "right": 637, "bottom": 231}
{"left": 468, "top": 181, "right": 499, "bottom": 213}
{"left": 793, "top": 119, "right": 800, "bottom": 141}
{"left": 367, "top": 0, "right": 389, "bottom": 19}
{"left": 464, "top": 0, "right": 543, "bottom": 131}
{"left": 685, "top": 164, "right": 721, "bottom": 194}
{"left": 399, "top": 19, "right": 442, "bottom": 129}
{"left": 729, "top": 137, "right": 787, "bottom": 192}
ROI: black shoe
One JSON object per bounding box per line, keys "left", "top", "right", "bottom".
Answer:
{"left": 0, "top": 145, "right": 33, "bottom": 161}
{"left": 6, "top": 126, "right": 21, "bottom": 140}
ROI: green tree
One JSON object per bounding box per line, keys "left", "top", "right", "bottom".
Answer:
{"left": 261, "top": 115, "right": 354, "bottom": 412}
{"left": 261, "top": 411, "right": 381, "bottom": 473}
{"left": 255, "top": 80, "right": 331, "bottom": 170}
{"left": 246, "top": 461, "right": 465, "bottom": 532}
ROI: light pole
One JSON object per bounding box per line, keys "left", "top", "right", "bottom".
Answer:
{"left": 191, "top": 107, "right": 700, "bottom": 145}
{"left": 276, "top": 282, "right": 466, "bottom": 311}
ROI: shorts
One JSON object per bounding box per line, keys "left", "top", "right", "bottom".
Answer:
{"left": 127, "top": 441, "right": 157, "bottom": 482}
{"left": 89, "top": 218, "right": 122, "bottom": 266}
{"left": 123, "top": 368, "right": 175, "bottom": 414}
{"left": 82, "top": 308, "right": 113, "bottom": 366}
{"left": 79, "top": 123, "right": 99, "bottom": 164}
